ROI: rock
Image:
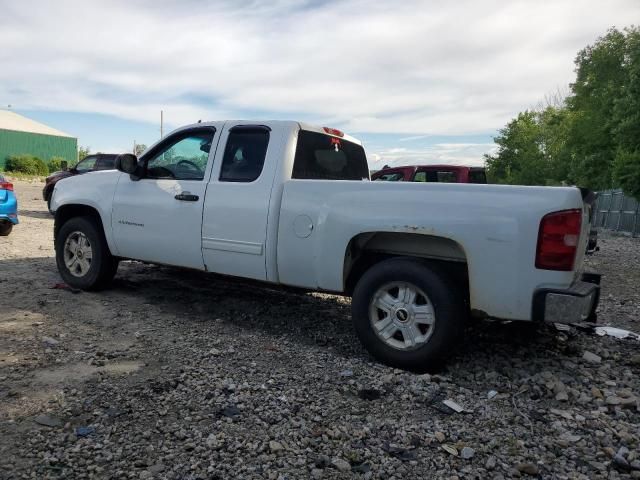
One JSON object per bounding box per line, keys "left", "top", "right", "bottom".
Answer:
{"left": 582, "top": 351, "right": 602, "bottom": 364}
{"left": 209, "top": 348, "right": 221, "bottom": 356}
{"left": 315, "top": 455, "right": 331, "bottom": 468}
{"left": 331, "top": 458, "right": 350, "bottom": 472}
{"left": 555, "top": 391, "right": 569, "bottom": 401}
{"left": 487, "top": 390, "right": 498, "bottom": 400}
{"left": 486, "top": 457, "right": 497, "bottom": 470}
{"left": 631, "top": 460, "right": 640, "bottom": 470}
{"left": 41, "top": 336, "right": 59, "bottom": 347}
{"left": 311, "top": 468, "right": 323, "bottom": 479}
{"left": 516, "top": 463, "right": 539, "bottom": 475}
{"left": 269, "top": 440, "right": 284, "bottom": 453}
{"left": 34, "top": 414, "right": 62, "bottom": 427}
{"left": 460, "top": 447, "right": 475, "bottom": 459}
{"left": 339, "top": 369, "right": 353, "bottom": 377}
{"left": 434, "top": 432, "right": 446, "bottom": 443}
{"left": 613, "top": 454, "right": 631, "bottom": 471}
{"left": 606, "top": 396, "right": 621, "bottom": 405}
{"left": 591, "top": 387, "right": 604, "bottom": 399}
{"left": 139, "top": 472, "right": 152, "bottom": 480}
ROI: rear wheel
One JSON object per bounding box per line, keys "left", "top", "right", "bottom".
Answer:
{"left": 55, "top": 216, "right": 118, "bottom": 290}
{"left": 352, "top": 257, "right": 464, "bottom": 370}
{"left": 0, "top": 222, "right": 13, "bottom": 236}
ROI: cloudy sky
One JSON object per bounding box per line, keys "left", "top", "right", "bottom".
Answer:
{"left": 1, "top": 0, "right": 639, "bottom": 167}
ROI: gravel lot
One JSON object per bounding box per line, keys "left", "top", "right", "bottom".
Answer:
{"left": 1, "top": 180, "right": 639, "bottom": 480}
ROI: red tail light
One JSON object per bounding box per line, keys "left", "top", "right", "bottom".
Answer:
{"left": 0, "top": 182, "right": 13, "bottom": 191}
{"left": 322, "top": 127, "right": 344, "bottom": 137}
{"left": 536, "top": 209, "right": 582, "bottom": 271}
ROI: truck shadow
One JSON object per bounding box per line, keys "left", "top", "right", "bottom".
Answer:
{"left": 0, "top": 256, "right": 582, "bottom": 374}
{"left": 109, "top": 261, "right": 564, "bottom": 371}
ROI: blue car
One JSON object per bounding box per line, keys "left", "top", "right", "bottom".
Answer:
{"left": 0, "top": 174, "right": 18, "bottom": 236}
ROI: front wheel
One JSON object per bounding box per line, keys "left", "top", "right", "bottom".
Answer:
{"left": 55, "top": 216, "right": 118, "bottom": 290}
{"left": 351, "top": 258, "right": 464, "bottom": 370}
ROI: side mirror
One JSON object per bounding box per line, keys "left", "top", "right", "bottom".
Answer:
{"left": 115, "top": 153, "right": 139, "bottom": 175}
{"left": 61, "top": 161, "right": 68, "bottom": 171}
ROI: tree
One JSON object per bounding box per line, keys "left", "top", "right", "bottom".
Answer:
{"left": 134, "top": 144, "right": 147, "bottom": 156}
{"left": 486, "top": 26, "right": 640, "bottom": 197}
{"left": 78, "top": 146, "right": 91, "bottom": 161}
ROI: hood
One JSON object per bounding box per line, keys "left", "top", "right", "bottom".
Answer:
{"left": 46, "top": 170, "right": 74, "bottom": 183}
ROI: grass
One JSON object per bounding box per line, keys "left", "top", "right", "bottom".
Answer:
{"left": 0, "top": 170, "right": 47, "bottom": 182}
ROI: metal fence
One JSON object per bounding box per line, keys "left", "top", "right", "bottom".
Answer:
{"left": 593, "top": 189, "right": 640, "bottom": 237}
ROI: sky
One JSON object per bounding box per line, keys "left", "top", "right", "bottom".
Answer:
{"left": 1, "top": 0, "right": 639, "bottom": 168}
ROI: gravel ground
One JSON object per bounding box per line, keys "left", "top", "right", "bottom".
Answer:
{"left": 1, "top": 180, "right": 639, "bottom": 480}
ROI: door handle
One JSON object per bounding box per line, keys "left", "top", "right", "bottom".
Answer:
{"left": 174, "top": 192, "right": 199, "bottom": 201}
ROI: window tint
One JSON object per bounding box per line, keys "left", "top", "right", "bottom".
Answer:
{"left": 374, "top": 172, "right": 405, "bottom": 181}
{"left": 469, "top": 169, "right": 487, "bottom": 184}
{"left": 292, "top": 130, "right": 369, "bottom": 180}
{"left": 219, "top": 127, "right": 270, "bottom": 182}
{"left": 145, "top": 129, "right": 214, "bottom": 180}
{"left": 75, "top": 156, "right": 96, "bottom": 173}
{"left": 414, "top": 170, "right": 458, "bottom": 183}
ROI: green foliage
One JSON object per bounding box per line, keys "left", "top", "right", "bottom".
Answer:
{"left": 134, "top": 144, "right": 147, "bottom": 156}
{"left": 78, "top": 146, "right": 91, "bottom": 161}
{"left": 48, "top": 156, "right": 65, "bottom": 173}
{"left": 486, "top": 26, "right": 640, "bottom": 198}
{"left": 613, "top": 149, "right": 640, "bottom": 199}
{"left": 5, "top": 154, "right": 49, "bottom": 176}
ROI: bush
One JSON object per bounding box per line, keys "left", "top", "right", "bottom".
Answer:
{"left": 5, "top": 155, "right": 49, "bottom": 176}
{"left": 48, "top": 156, "right": 66, "bottom": 173}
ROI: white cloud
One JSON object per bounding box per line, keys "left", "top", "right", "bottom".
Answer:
{"left": 367, "top": 143, "right": 498, "bottom": 167}
{"left": 1, "top": 0, "right": 638, "bottom": 139}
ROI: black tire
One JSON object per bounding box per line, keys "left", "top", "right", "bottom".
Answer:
{"left": 352, "top": 257, "right": 464, "bottom": 371}
{"left": 0, "top": 222, "right": 13, "bottom": 236}
{"left": 55, "top": 216, "right": 118, "bottom": 290}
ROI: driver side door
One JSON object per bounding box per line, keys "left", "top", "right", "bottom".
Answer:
{"left": 111, "top": 126, "right": 221, "bottom": 269}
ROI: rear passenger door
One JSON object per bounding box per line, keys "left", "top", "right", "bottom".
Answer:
{"left": 201, "top": 124, "right": 273, "bottom": 280}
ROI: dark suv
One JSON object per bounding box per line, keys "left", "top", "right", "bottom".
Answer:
{"left": 43, "top": 153, "right": 117, "bottom": 212}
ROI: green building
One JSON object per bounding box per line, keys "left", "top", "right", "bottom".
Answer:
{"left": 0, "top": 110, "right": 77, "bottom": 170}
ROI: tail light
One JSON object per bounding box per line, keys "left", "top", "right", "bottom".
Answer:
{"left": 322, "top": 127, "right": 344, "bottom": 137}
{"left": 0, "top": 181, "right": 13, "bottom": 191}
{"left": 536, "top": 209, "right": 582, "bottom": 271}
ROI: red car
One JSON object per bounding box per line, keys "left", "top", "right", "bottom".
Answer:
{"left": 372, "top": 165, "right": 487, "bottom": 183}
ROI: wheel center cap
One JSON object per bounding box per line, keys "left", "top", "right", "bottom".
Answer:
{"left": 395, "top": 308, "right": 409, "bottom": 322}
{"left": 77, "top": 250, "right": 83, "bottom": 259}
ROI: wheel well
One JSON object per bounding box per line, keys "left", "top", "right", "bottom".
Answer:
{"left": 54, "top": 205, "right": 104, "bottom": 246}
{"left": 343, "top": 232, "right": 469, "bottom": 298}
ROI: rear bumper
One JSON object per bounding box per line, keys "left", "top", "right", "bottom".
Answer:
{"left": 0, "top": 213, "right": 19, "bottom": 225}
{"left": 0, "top": 193, "right": 19, "bottom": 224}
{"left": 533, "top": 272, "right": 601, "bottom": 324}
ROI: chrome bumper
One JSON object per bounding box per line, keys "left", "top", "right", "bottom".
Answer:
{"left": 533, "top": 273, "right": 601, "bottom": 324}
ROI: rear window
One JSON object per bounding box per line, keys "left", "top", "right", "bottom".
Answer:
{"left": 414, "top": 170, "right": 458, "bottom": 183}
{"left": 292, "top": 130, "right": 369, "bottom": 180}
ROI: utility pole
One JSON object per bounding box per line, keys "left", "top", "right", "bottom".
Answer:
{"left": 160, "top": 110, "right": 164, "bottom": 138}
{"left": 133, "top": 140, "right": 136, "bottom": 154}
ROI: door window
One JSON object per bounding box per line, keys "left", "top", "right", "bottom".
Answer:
{"left": 145, "top": 129, "right": 215, "bottom": 180}
{"left": 414, "top": 170, "right": 458, "bottom": 183}
{"left": 219, "top": 126, "right": 270, "bottom": 182}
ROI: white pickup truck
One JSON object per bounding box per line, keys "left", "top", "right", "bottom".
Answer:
{"left": 51, "top": 121, "right": 600, "bottom": 369}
